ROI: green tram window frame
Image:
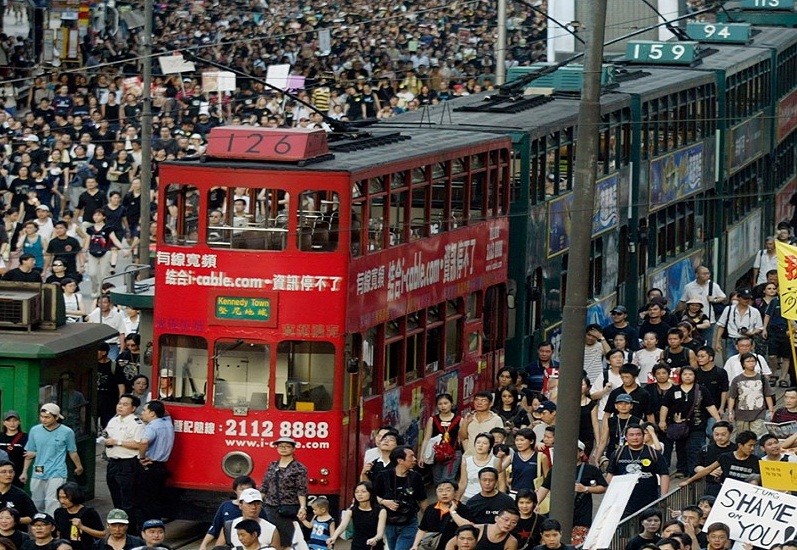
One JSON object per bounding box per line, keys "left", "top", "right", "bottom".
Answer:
{"left": 641, "top": 83, "right": 716, "bottom": 161}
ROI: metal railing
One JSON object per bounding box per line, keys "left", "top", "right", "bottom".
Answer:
{"left": 609, "top": 479, "right": 707, "bottom": 550}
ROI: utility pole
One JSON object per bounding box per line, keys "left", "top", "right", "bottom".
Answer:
{"left": 495, "top": 0, "right": 507, "bottom": 85}
{"left": 138, "top": 0, "right": 152, "bottom": 267}
{"left": 548, "top": 0, "right": 608, "bottom": 537}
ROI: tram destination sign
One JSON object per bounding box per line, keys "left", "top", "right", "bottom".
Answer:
{"left": 215, "top": 295, "right": 272, "bottom": 322}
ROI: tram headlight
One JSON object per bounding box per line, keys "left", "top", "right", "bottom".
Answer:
{"left": 320, "top": 468, "right": 329, "bottom": 476}
{"left": 222, "top": 451, "right": 254, "bottom": 477}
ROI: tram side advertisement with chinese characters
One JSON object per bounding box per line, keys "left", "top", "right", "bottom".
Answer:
{"left": 347, "top": 219, "right": 509, "bottom": 331}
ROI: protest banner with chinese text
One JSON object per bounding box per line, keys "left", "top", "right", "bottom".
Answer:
{"left": 759, "top": 460, "right": 797, "bottom": 492}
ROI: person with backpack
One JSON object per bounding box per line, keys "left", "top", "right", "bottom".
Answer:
{"left": 85, "top": 209, "right": 126, "bottom": 299}
{"left": 606, "top": 424, "right": 669, "bottom": 519}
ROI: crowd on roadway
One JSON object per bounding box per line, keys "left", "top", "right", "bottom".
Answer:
{"left": 0, "top": 394, "right": 174, "bottom": 550}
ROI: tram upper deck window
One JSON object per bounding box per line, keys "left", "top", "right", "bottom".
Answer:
{"left": 296, "top": 191, "right": 340, "bottom": 252}
{"left": 206, "top": 187, "right": 290, "bottom": 251}
{"left": 213, "top": 340, "right": 271, "bottom": 410}
{"left": 164, "top": 184, "right": 200, "bottom": 246}
{"left": 158, "top": 335, "right": 208, "bottom": 405}
{"left": 275, "top": 341, "right": 334, "bottom": 411}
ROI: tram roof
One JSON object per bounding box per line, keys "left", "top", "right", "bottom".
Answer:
{"left": 749, "top": 25, "right": 797, "bottom": 50}
{"left": 379, "top": 90, "right": 630, "bottom": 140}
{"left": 612, "top": 66, "right": 716, "bottom": 96}
{"left": 696, "top": 43, "right": 773, "bottom": 72}
{"left": 0, "top": 323, "right": 118, "bottom": 359}
{"left": 163, "top": 128, "right": 510, "bottom": 175}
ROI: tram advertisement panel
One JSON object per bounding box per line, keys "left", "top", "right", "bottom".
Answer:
{"left": 347, "top": 219, "right": 508, "bottom": 332}
{"left": 649, "top": 143, "right": 703, "bottom": 210}
{"left": 777, "top": 88, "right": 797, "bottom": 143}
{"left": 153, "top": 249, "right": 348, "bottom": 335}
{"left": 547, "top": 175, "right": 620, "bottom": 257}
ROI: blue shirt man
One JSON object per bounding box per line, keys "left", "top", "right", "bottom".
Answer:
{"left": 134, "top": 400, "right": 175, "bottom": 526}
{"left": 21, "top": 403, "right": 83, "bottom": 515}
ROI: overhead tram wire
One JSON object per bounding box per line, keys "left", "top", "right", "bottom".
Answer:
{"left": 498, "top": 2, "right": 722, "bottom": 96}
{"left": 0, "top": 2, "right": 716, "bottom": 90}
{"left": 180, "top": 51, "right": 369, "bottom": 136}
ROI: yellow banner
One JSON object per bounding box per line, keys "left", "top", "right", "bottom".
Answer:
{"left": 775, "top": 241, "right": 797, "bottom": 320}
{"left": 759, "top": 459, "right": 797, "bottom": 491}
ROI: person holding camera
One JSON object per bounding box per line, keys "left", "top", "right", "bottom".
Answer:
{"left": 374, "top": 446, "right": 427, "bottom": 550}
{"left": 721, "top": 336, "right": 771, "bottom": 382}
{"left": 714, "top": 288, "right": 763, "bottom": 363}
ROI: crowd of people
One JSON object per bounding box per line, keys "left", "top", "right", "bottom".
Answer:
{"left": 0, "top": 393, "right": 174, "bottom": 550}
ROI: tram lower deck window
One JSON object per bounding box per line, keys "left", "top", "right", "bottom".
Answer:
{"left": 276, "top": 341, "right": 334, "bottom": 411}
{"left": 158, "top": 335, "right": 208, "bottom": 404}
{"left": 213, "top": 340, "right": 271, "bottom": 409}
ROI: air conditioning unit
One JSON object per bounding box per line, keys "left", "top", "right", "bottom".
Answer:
{"left": 0, "top": 289, "right": 42, "bottom": 330}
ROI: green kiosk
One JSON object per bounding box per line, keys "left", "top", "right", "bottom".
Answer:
{"left": 0, "top": 282, "right": 117, "bottom": 499}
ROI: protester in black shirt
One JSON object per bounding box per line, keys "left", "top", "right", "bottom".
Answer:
{"left": 680, "top": 430, "right": 759, "bottom": 489}
{"left": 531, "top": 519, "right": 577, "bottom": 550}
{"left": 625, "top": 509, "right": 662, "bottom": 550}
{"left": 538, "top": 443, "right": 607, "bottom": 543}
{"left": 694, "top": 421, "right": 736, "bottom": 496}
{"left": 694, "top": 347, "right": 729, "bottom": 420}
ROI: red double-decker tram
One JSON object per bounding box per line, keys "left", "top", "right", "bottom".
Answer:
{"left": 153, "top": 126, "right": 510, "bottom": 515}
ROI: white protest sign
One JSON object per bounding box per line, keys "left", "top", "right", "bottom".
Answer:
{"left": 706, "top": 478, "right": 797, "bottom": 547}
{"left": 202, "top": 71, "right": 236, "bottom": 93}
{"left": 158, "top": 54, "right": 196, "bottom": 75}
{"left": 266, "top": 64, "right": 291, "bottom": 90}
{"left": 582, "top": 473, "right": 640, "bottom": 550}
{"left": 318, "top": 28, "right": 331, "bottom": 55}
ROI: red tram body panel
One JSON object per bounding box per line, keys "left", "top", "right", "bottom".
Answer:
{"left": 153, "top": 127, "right": 511, "bottom": 515}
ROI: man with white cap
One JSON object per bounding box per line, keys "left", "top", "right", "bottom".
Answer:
{"left": 94, "top": 509, "right": 145, "bottom": 550}
{"left": 216, "top": 488, "right": 280, "bottom": 549}
{"left": 20, "top": 403, "right": 83, "bottom": 515}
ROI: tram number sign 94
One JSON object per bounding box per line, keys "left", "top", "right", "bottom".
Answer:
{"left": 740, "top": 0, "right": 794, "bottom": 9}
{"left": 626, "top": 41, "right": 700, "bottom": 65}
{"left": 686, "top": 22, "right": 751, "bottom": 44}
{"left": 206, "top": 126, "right": 329, "bottom": 162}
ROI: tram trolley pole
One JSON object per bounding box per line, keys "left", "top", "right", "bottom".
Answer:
{"left": 549, "top": 0, "right": 608, "bottom": 538}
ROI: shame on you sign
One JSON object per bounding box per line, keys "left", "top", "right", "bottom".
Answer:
{"left": 706, "top": 478, "right": 797, "bottom": 547}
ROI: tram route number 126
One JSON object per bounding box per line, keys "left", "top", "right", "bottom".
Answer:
{"left": 225, "top": 419, "right": 330, "bottom": 439}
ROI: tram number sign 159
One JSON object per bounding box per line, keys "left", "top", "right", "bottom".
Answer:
{"left": 224, "top": 419, "right": 330, "bottom": 439}
{"left": 686, "top": 22, "right": 751, "bottom": 44}
{"left": 626, "top": 41, "right": 700, "bottom": 65}
{"left": 206, "top": 126, "right": 330, "bottom": 162}
{"left": 740, "top": 0, "right": 794, "bottom": 9}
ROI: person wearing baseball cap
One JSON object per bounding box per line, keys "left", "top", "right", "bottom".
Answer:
{"left": 129, "top": 518, "right": 171, "bottom": 550}
{"left": 28, "top": 512, "right": 57, "bottom": 548}
{"left": 96, "top": 509, "right": 145, "bottom": 550}
{"left": 214, "top": 489, "right": 280, "bottom": 550}
{"left": 21, "top": 404, "right": 83, "bottom": 515}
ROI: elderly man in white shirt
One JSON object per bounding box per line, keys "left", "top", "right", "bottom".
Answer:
{"left": 723, "top": 335, "right": 771, "bottom": 382}
{"left": 86, "top": 295, "right": 127, "bottom": 360}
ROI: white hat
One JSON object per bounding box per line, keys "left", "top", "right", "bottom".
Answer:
{"left": 239, "top": 488, "right": 263, "bottom": 503}
{"left": 40, "top": 403, "right": 64, "bottom": 419}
